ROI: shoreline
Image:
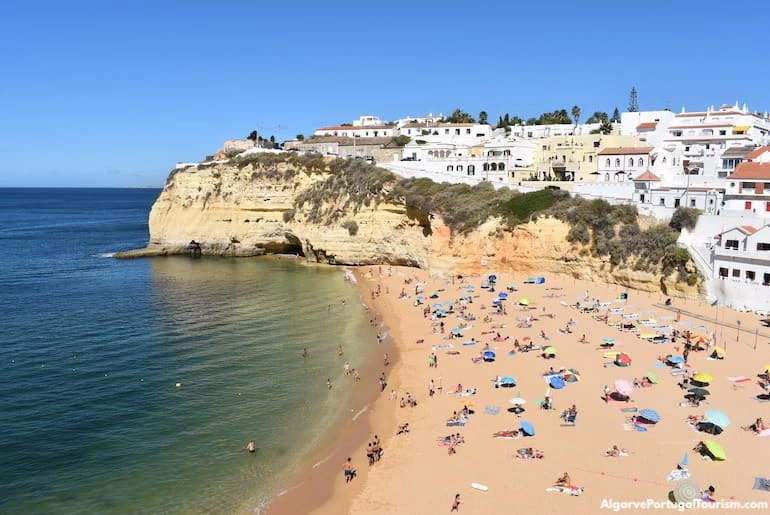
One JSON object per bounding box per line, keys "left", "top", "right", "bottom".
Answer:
{"left": 264, "top": 266, "right": 403, "bottom": 515}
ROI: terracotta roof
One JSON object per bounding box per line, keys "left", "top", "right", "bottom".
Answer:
{"left": 729, "top": 162, "right": 770, "bottom": 180}
{"left": 634, "top": 170, "right": 661, "bottom": 181}
{"left": 745, "top": 146, "right": 770, "bottom": 159}
{"left": 740, "top": 225, "right": 758, "bottom": 234}
{"left": 637, "top": 122, "right": 657, "bottom": 130}
{"left": 597, "top": 146, "right": 654, "bottom": 156}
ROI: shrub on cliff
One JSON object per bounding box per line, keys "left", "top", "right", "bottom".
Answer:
{"left": 498, "top": 189, "right": 561, "bottom": 225}
{"left": 342, "top": 220, "right": 359, "bottom": 236}
{"left": 669, "top": 207, "right": 700, "bottom": 232}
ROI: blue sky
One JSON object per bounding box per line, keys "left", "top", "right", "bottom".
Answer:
{"left": 0, "top": 0, "right": 767, "bottom": 187}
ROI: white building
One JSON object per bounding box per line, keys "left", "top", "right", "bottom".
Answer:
{"left": 313, "top": 124, "right": 396, "bottom": 138}
{"left": 509, "top": 123, "right": 602, "bottom": 139}
{"left": 710, "top": 224, "right": 770, "bottom": 308}
{"left": 596, "top": 147, "right": 653, "bottom": 182}
{"left": 723, "top": 160, "right": 770, "bottom": 217}
{"left": 394, "top": 114, "right": 445, "bottom": 127}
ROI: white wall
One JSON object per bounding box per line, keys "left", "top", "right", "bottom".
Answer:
{"left": 573, "top": 181, "right": 635, "bottom": 201}
{"left": 381, "top": 162, "right": 515, "bottom": 189}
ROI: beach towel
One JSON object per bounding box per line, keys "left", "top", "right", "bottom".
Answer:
{"left": 545, "top": 486, "right": 583, "bottom": 496}
{"left": 446, "top": 419, "right": 467, "bottom": 427}
{"left": 435, "top": 343, "right": 454, "bottom": 349}
{"left": 654, "top": 363, "right": 666, "bottom": 369}
{"left": 753, "top": 478, "right": 770, "bottom": 492}
{"left": 728, "top": 376, "right": 751, "bottom": 382}
{"left": 485, "top": 406, "right": 500, "bottom": 415}
{"left": 667, "top": 468, "right": 690, "bottom": 482}
{"left": 671, "top": 369, "right": 686, "bottom": 376}
{"left": 462, "top": 341, "right": 477, "bottom": 346}
{"left": 620, "top": 407, "right": 638, "bottom": 413}
{"left": 634, "top": 424, "right": 648, "bottom": 432}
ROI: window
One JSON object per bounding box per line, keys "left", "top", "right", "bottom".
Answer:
{"left": 719, "top": 130, "right": 726, "bottom": 136}
{"left": 725, "top": 239, "right": 739, "bottom": 250}
{"left": 589, "top": 155, "right": 593, "bottom": 163}
{"left": 690, "top": 199, "right": 696, "bottom": 207}
{"left": 719, "top": 267, "right": 728, "bottom": 278}
{"left": 685, "top": 146, "right": 690, "bottom": 151}
{"left": 446, "top": 165, "right": 454, "bottom": 172}
{"left": 605, "top": 158, "right": 611, "bottom": 167}
{"left": 455, "top": 129, "right": 460, "bottom": 135}
{"left": 444, "top": 129, "right": 450, "bottom": 135}
{"left": 662, "top": 157, "right": 667, "bottom": 164}
{"left": 766, "top": 202, "right": 770, "bottom": 212}
{"left": 757, "top": 242, "right": 770, "bottom": 251}
{"left": 542, "top": 145, "right": 547, "bottom": 150}
{"left": 628, "top": 158, "right": 634, "bottom": 167}
{"left": 674, "top": 199, "right": 681, "bottom": 208}
{"left": 745, "top": 201, "right": 752, "bottom": 210}
{"left": 498, "top": 163, "right": 505, "bottom": 171}
{"left": 659, "top": 198, "right": 665, "bottom": 206}
{"left": 746, "top": 270, "right": 756, "bottom": 281}
{"left": 490, "top": 163, "right": 498, "bottom": 171}
{"left": 765, "top": 272, "right": 770, "bottom": 285}
{"left": 467, "top": 165, "right": 475, "bottom": 176}
{"left": 466, "top": 128, "right": 471, "bottom": 135}
{"left": 457, "top": 165, "right": 463, "bottom": 172}
{"left": 672, "top": 131, "right": 682, "bottom": 137}
{"left": 615, "top": 158, "right": 621, "bottom": 166}
{"left": 483, "top": 163, "right": 489, "bottom": 171}
{"left": 640, "top": 194, "right": 645, "bottom": 203}
{"left": 732, "top": 269, "right": 741, "bottom": 278}
{"left": 593, "top": 141, "right": 600, "bottom": 148}
{"left": 605, "top": 173, "right": 610, "bottom": 181}
{"left": 639, "top": 158, "right": 644, "bottom": 166}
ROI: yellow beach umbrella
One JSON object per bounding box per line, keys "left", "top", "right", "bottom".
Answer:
{"left": 543, "top": 346, "right": 557, "bottom": 355}
{"left": 764, "top": 365, "right": 770, "bottom": 371}
{"left": 713, "top": 347, "right": 726, "bottom": 357}
{"left": 702, "top": 439, "right": 727, "bottom": 461}
{"left": 518, "top": 297, "right": 530, "bottom": 306}
{"left": 603, "top": 351, "right": 621, "bottom": 359}
{"left": 692, "top": 372, "right": 713, "bottom": 384}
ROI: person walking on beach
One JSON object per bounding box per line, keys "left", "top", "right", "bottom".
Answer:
{"left": 603, "top": 385, "right": 610, "bottom": 403}
{"left": 343, "top": 457, "right": 356, "bottom": 483}
{"left": 451, "top": 493, "right": 461, "bottom": 512}
{"left": 327, "top": 378, "right": 332, "bottom": 390}
{"left": 379, "top": 372, "right": 388, "bottom": 392}
{"left": 383, "top": 353, "right": 389, "bottom": 366}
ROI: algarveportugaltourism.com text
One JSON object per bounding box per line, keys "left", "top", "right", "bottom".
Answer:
{"left": 601, "top": 498, "right": 769, "bottom": 511}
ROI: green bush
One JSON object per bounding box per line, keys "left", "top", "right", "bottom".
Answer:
{"left": 499, "top": 190, "right": 558, "bottom": 224}
{"left": 342, "top": 220, "right": 359, "bottom": 236}
{"left": 669, "top": 207, "right": 701, "bottom": 231}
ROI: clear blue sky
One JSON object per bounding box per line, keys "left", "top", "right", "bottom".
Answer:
{"left": 0, "top": 0, "right": 767, "bottom": 187}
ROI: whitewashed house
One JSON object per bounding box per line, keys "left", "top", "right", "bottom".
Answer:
{"left": 723, "top": 161, "right": 770, "bottom": 216}
{"left": 596, "top": 147, "right": 653, "bottom": 182}
{"left": 313, "top": 124, "right": 395, "bottom": 138}
{"left": 712, "top": 224, "right": 770, "bottom": 287}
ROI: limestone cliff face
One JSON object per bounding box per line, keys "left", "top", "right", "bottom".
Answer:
{"left": 126, "top": 159, "right": 697, "bottom": 296}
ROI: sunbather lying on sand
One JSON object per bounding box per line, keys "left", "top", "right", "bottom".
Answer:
{"left": 516, "top": 447, "right": 544, "bottom": 459}
{"left": 604, "top": 445, "right": 629, "bottom": 457}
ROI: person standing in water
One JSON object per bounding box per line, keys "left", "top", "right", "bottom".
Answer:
{"left": 327, "top": 378, "right": 332, "bottom": 390}
{"left": 302, "top": 348, "right": 308, "bottom": 359}
{"left": 246, "top": 440, "right": 256, "bottom": 453}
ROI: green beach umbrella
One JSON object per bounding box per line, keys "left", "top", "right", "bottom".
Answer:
{"left": 703, "top": 440, "right": 727, "bottom": 461}
{"left": 518, "top": 297, "right": 530, "bottom": 306}
{"left": 646, "top": 372, "right": 659, "bottom": 384}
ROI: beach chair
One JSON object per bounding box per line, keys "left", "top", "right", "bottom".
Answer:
{"left": 560, "top": 413, "right": 577, "bottom": 427}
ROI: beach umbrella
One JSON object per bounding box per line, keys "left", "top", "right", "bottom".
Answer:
{"left": 667, "top": 356, "right": 685, "bottom": 364}
{"left": 492, "top": 300, "right": 501, "bottom": 306}
{"left": 688, "top": 387, "right": 710, "bottom": 397}
{"left": 432, "top": 303, "right": 442, "bottom": 308}
{"left": 543, "top": 346, "right": 557, "bottom": 355}
{"left": 451, "top": 327, "right": 463, "bottom": 334}
{"left": 563, "top": 369, "right": 580, "bottom": 383}
{"left": 508, "top": 397, "right": 527, "bottom": 405}
{"left": 465, "top": 284, "right": 474, "bottom": 290}
{"left": 415, "top": 295, "right": 424, "bottom": 300}
{"left": 430, "top": 291, "right": 440, "bottom": 298}
{"left": 518, "top": 297, "right": 530, "bottom": 306}
{"left": 713, "top": 347, "right": 726, "bottom": 357}
{"left": 489, "top": 274, "right": 497, "bottom": 282}
{"left": 764, "top": 364, "right": 770, "bottom": 371}
{"left": 696, "top": 422, "right": 723, "bottom": 435}
{"left": 519, "top": 420, "right": 535, "bottom": 436}
{"left": 462, "top": 400, "right": 474, "bottom": 407}
{"left": 672, "top": 480, "right": 701, "bottom": 503}
{"left": 499, "top": 376, "right": 516, "bottom": 385}
{"left": 498, "top": 292, "right": 508, "bottom": 300}
{"left": 444, "top": 301, "right": 454, "bottom": 307}
{"left": 615, "top": 353, "right": 632, "bottom": 367}
{"left": 614, "top": 379, "right": 633, "bottom": 397}
{"left": 692, "top": 373, "right": 713, "bottom": 385}
{"left": 483, "top": 351, "right": 496, "bottom": 361}
{"left": 549, "top": 376, "right": 565, "bottom": 389}
{"left": 705, "top": 410, "right": 730, "bottom": 428}
{"left": 646, "top": 372, "right": 659, "bottom": 384}
{"left": 602, "top": 337, "right": 616, "bottom": 345}
{"left": 702, "top": 440, "right": 727, "bottom": 461}
{"left": 637, "top": 409, "right": 660, "bottom": 424}
{"left": 436, "top": 309, "right": 447, "bottom": 316}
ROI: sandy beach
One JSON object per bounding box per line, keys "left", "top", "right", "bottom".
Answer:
{"left": 295, "top": 266, "right": 770, "bottom": 514}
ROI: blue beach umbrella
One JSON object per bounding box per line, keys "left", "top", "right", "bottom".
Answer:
{"left": 519, "top": 420, "right": 535, "bottom": 436}
{"left": 466, "top": 284, "right": 474, "bottom": 290}
{"left": 549, "top": 376, "right": 565, "bottom": 389}
{"left": 602, "top": 338, "right": 615, "bottom": 344}
{"left": 498, "top": 292, "right": 508, "bottom": 300}
{"left": 637, "top": 409, "right": 660, "bottom": 424}
{"left": 705, "top": 410, "right": 730, "bottom": 428}
{"left": 667, "top": 356, "right": 685, "bottom": 364}
{"left": 444, "top": 301, "right": 454, "bottom": 307}
{"left": 415, "top": 295, "right": 424, "bottom": 301}
{"left": 483, "top": 351, "right": 496, "bottom": 361}
{"left": 492, "top": 300, "right": 501, "bottom": 306}
{"left": 489, "top": 274, "right": 498, "bottom": 282}
{"left": 432, "top": 303, "right": 442, "bottom": 309}
{"left": 451, "top": 327, "right": 463, "bottom": 334}
{"left": 500, "top": 376, "right": 516, "bottom": 384}
{"left": 436, "top": 309, "right": 447, "bottom": 316}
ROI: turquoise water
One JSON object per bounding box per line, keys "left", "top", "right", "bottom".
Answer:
{"left": 0, "top": 188, "right": 375, "bottom": 513}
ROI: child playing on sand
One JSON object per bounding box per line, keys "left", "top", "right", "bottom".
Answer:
{"left": 451, "top": 493, "right": 461, "bottom": 512}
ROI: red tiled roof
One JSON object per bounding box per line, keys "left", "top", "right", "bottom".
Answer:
{"left": 597, "top": 146, "right": 654, "bottom": 156}
{"left": 634, "top": 170, "right": 661, "bottom": 181}
{"left": 729, "top": 162, "right": 770, "bottom": 180}
{"left": 745, "top": 146, "right": 770, "bottom": 159}
{"left": 637, "top": 122, "right": 657, "bottom": 130}
{"left": 740, "top": 225, "right": 758, "bottom": 234}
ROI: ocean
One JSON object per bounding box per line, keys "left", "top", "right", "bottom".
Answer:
{"left": 0, "top": 188, "right": 377, "bottom": 514}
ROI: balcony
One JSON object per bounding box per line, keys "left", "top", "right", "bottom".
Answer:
{"left": 713, "top": 246, "right": 770, "bottom": 262}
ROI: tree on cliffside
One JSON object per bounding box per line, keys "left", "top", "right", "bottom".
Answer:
{"left": 247, "top": 130, "right": 258, "bottom": 141}
{"left": 478, "top": 111, "right": 488, "bottom": 125}
{"left": 296, "top": 134, "right": 305, "bottom": 141}
{"left": 444, "top": 109, "right": 476, "bottom": 124}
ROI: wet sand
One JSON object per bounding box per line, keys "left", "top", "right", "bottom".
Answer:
{"left": 300, "top": 267, "right": 770, "bottom": 514}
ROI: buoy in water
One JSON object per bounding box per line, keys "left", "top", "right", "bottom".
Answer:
{"left": 175, "top": 383, "right": 182, "bottom": 388}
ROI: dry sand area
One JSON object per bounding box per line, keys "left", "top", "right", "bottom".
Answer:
{"left": 316, "top": 267, "right": 770, "bottom": 515}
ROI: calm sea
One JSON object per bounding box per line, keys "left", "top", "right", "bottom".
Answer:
{"left": 0, "top": 188, "right": 376, "bottom": 514}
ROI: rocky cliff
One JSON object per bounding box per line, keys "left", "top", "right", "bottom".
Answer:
{"left": 119, "top": 155, "right": 696, "bottom": 295}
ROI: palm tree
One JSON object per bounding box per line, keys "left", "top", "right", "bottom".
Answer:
{"left": 478, "top": 111, "right": 488, "bottom": 125}
{"left": 571, "top": 106, "right": 581, "bottom": 129}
